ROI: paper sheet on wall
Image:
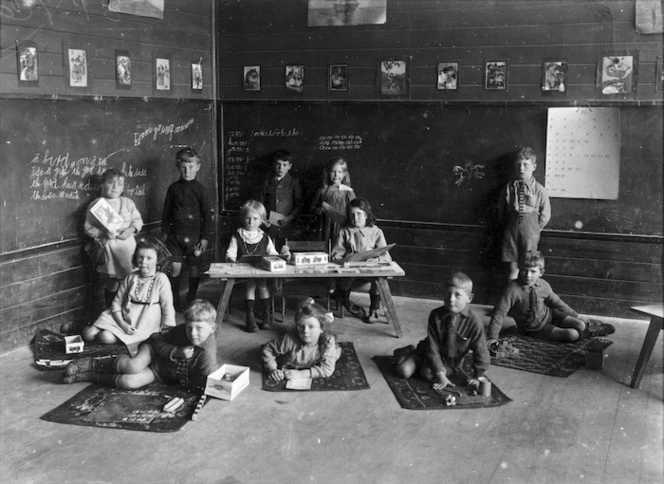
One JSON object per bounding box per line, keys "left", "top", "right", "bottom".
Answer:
{"left": 545, "top": 107, "right": 620, "bottom": 200}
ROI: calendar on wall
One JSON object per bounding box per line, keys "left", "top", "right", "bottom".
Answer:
{"left": 545, "top": 107, "right": 620, "bottom": 199}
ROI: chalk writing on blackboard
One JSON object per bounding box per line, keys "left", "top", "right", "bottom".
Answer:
{"left": 545, "top": 107, "right": 620, "bottom": 200}
{"left": 133, "top": 118, "right": 195, "bottom": 146}
{"left": 225, "top": 130, "right": 250, "bottom": 203}
{"left": 316, "top": 135, "right": 363, "bottom": 151}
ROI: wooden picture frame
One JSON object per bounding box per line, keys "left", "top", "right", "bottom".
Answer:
{"left": 66, "top": 48, "right": 88, "bottom": 88}
{"left": 379, "top": 59, "right": 409, "bottom": 96}
{"left": 243, "top": 65, "right": 261, "bottom": 92}
{"left": 484, "top": 60, "right": 507, "bottom": 91}
{"left": 285, "top": 64, "right": 304, "bottom": 94}
{"left": 541, "top": 59, "right": 567, "bottom": 95}
{"left": 191, "top": 61, "right": 203, "bottom": 92}
{"left": 115, "top": 50, "right": 131, "bottom": 89}
{"left": 329, "top": 64, "right": 349, "bottom": 92}
{"left": 436, "top": 62, "right": 458, "bottom": 91}
{"left": 16, "top": 41, "right": 39, "bottom": 85}
{"left": 154, "top": 56, "right": 171, "bottom": 91}
{"left": 596, "top": 51, "right": 638, "bottom": 97}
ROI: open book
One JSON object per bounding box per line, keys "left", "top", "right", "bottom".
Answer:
{"left": 343, "top": 243, "right": 396, "bottom": 263}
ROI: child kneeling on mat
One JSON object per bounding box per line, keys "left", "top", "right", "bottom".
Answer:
{"left": 394, "top": 272, "right": 490, "bottom": 392}
{"left": 63, "top": 299, "right": 218, "bottom": 390}
{"left": 262, "top": 298, "right": 340, "bottom": 382}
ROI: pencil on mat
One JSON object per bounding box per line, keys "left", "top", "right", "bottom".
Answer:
{"left": 191, "top": 394, "right": 207, "bottom": 421}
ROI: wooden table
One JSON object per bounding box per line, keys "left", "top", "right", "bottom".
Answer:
{"left": 630, "top": 304, "right": 664, "bottom": 389}
{"left": 206, "top": 261, "right": 406, "bottom": 338}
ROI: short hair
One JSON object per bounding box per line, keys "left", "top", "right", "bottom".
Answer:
{"left": 445, "top": 272, "right": 473, "bottom": 295}
{"left": 324, "top": 156, "right": 351, "bottom": 187}
{"left": 520, "top": 251, "right": 545, "bottom": 272}
{"left": 101, "top": 168, "right": 126, "bottom": 183}
{"left": 273, "top": 149, "right": 293, "bottom": 164}
{"left": 131, "top": 237, "right": 161, "bottom": 269}
{"left": 176, "top": 147, "right": 201, "bottom": 165}
{"left": 346, "top": 197, "right": 376, "bottom": 227}
{"left": 516, "top": 147, "right": 537, "bottom": 164}
{"left": 239, "top": 199, "right": 267, "bottom": 222}
{"left": 295, "top": 297, "right": 334, "bottom": 334}
{"left": 184, "top": 299, "right": 217, "bottom": 325}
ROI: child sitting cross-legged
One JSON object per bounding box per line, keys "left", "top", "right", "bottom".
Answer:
{"left": 487, "top": 251, "right": 615, "bottom": 344}
{"left": 63, "top": 299, "right": 218, "bottom": 390}
{"left": 262, "top": 298, "right": 341, "bottom": 382}
{"left": 394, "top": 272, "right": 490, "bottom": 392}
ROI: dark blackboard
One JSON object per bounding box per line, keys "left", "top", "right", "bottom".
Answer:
{"left": 222, "top": 103, "right": 662, "bottom": 235}
{"left": 0, "top": 98, "right": 215, "bottom": 253}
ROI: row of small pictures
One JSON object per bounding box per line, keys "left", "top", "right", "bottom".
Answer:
{"left": 245, "top": 52, "right": 662, "bottom": 96}
{"left": 16, "top": 41, "right": 204, "bottom": 91}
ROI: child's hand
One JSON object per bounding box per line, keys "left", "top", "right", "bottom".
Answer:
{"left": 269, "top": 370, "right": 285, "bottom": 382}
{"left": 175, "top": 346, "right": 195, "bottom": 359}
{"left": 279, "top": 215, "right": 293, "bottom": 227}
{"left": 280, "top": 245, "right": 291, "bottom": 260}
{"left": 467, "top": 378, "right": 481, "bottom": 393}
{"left": 118, "top": 321, "right": 136, "bottom": 335}
{"left": 117, "top": 227, "right": 134, "bottom": 240}
{"left": 432, "top": 371, "right": 453, "bottom": 390}
{"left": 486, "top": 338, "right": 499, "bottom": 349}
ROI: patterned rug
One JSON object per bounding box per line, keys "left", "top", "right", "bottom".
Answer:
{"left": 490, "top": 335, "right": 613, "bottom": 377}
{"left": 41, "top": 383, "right": 204, "bottom": 432}
{"left": 262, "top": 342, "right": 370, "bottom": 392}
{"left": 33, "top": 329, "right": 129, "bottom": 370}
{"left": 373, "top": 356, "right": 511, "bottom": 410}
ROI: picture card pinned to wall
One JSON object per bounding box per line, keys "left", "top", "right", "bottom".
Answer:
{"left": 379, "top": 59, "right": 409, "bottom": 97}
{"left": 285, "top": 64, "right": 304, "bottom": 94}
{"left": 596, "top": 51, "right": 638, "bottom": 97}
{"left": 307, "top": 0, "right": 386, "bottom": 27}
{"left": 66, "top": 47, "right": 88, "bottom": 88}
{"left": 436, "top": 62, "right": 458, "bottom": 91}
{"left": 329, "top": 64, "right": 349, "bottom": 92}
{"left": 109, "top": 0, "right": 164, "bottom": 20}
{"left": 191, "top": 61, "right": 203, "bottom": 92}
{"left": 154, "top": 55, "right": 171, "bottom": 91}
{"left": 541, "top": 59, "right": 567, "bottom": 95}
{"left": 115, "top": 50, "right": 131, "bottom": 89}
{"left": 243, "top": 65, "right": 261, "bottom": 92}
{"left": 16, "top": 40, "right": 39, "bottom": 85}
{"left": 484, "top": 60, "right": 507, "bottom": 91}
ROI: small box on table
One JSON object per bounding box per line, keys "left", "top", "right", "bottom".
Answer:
{"left": 293, "top": 252, "right": 329, "bottom": 266}
{"left": 64, "top": 335, "right": 84, "bottom": 354}
{"left": 205, "top": 364, "right": 250, "bottom": 401}
{"left": 260, "top": 256, "right": 286, "bottom": 272}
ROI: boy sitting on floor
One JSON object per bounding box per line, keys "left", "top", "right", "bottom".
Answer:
{"left": 487, "top": 251, "right": 615, "bottom": 345}
{"left": 395, "top": 272, "right": 490, "bottom": 391}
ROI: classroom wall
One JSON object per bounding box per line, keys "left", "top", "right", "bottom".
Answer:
{"left": 216, "top": 0, "right": 663, "bottom": 317}
{"left": 0, "top": 0, "right": 216, "bottom": 353}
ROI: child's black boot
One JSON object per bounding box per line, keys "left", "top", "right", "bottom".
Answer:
{"left": 259, "top": 297, "right": 273, "bottom": 329}
{"left": 338, "top": 289, "right": 366, "bottom": 319}
{"left": 186, "top": 277, "right": 200, "bottom": 308}
{"left": 245, "top": 299, "right": 258, "bottom": 333}
{"left": 364, "top": 294, "right": 382, "bottom": 324}
{"left": 169, "top": 275, "right": 182, "bottom": 312}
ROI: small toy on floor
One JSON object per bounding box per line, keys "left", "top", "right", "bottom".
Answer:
{"left": 489, "top": 340, "right": 520, "bottom": 358}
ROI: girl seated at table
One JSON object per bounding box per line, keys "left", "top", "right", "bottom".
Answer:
{"left": 262, "top": 297, "right": 340, "bottom": 381}
{"left": 331, "top": 197, "right": 392, "bottom": 323}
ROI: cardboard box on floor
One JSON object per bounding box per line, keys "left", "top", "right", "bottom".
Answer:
{"left": 205, "top": 364, "right": 250, "bottom": 401}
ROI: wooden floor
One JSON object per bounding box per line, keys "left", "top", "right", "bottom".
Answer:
{"left": 0, "top": 281, "right": 662, "bottom": 484}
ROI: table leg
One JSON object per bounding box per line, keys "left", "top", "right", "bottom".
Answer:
{"left": 215, "top": 279, "right": 236, "bottom": 328}
{"left": 376, "top": 278, "right": 402, "bottom": 338}
{"left": 630, "top": 316, "right": 663, "bottom": 389}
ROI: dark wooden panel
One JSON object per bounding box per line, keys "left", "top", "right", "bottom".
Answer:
{"left": 0, "top": 268, "right": 89, "bottom": 310}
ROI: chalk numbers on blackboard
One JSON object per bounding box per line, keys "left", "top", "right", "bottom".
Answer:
{"left": 316, "top": 135, "right": 363, "bottom": 151}
{"left": 226, "top": 131, "right": 249, "bottom": 203}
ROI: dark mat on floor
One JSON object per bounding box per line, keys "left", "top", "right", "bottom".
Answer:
{"left": 373, "top": 356, "right": 511, "bottom": 410}
{"left": 262, "top": 342, "right": 370, "bottom": 392}
{"left": 41, "top": 383, "right": 205, "bottom": 432}
{"left": 33, "top": 329, "right": 129, "bottom": 370}
{"left": 490, "top": 335, "right": 613, "bottom": 377}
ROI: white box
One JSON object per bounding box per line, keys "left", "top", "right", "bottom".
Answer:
{"left": 205, "top": 364, "right": 250, "bottom": 401}
{"left": 260, "top": 256, "right": 286, "bottom": 272}
{"left": 64, "top": 335, "right": 84, "bottom": 354}
{"left": 293, "top": 251, "right": 329, "bottom": 266}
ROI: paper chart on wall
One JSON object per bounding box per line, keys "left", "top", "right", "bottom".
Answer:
{"left": 545, "top": 107, "right": 620, "bottom": 200}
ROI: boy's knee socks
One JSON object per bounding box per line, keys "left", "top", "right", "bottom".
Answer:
{"left": 169, "top": 275, "right": 182, "bottom": 310}
{"left": 186, "top": 277, "right": 200, "bottom": 307}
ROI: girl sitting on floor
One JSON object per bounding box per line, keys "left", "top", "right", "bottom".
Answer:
{"left": 262, "top": 298, "right": 341, "bottom": 381}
